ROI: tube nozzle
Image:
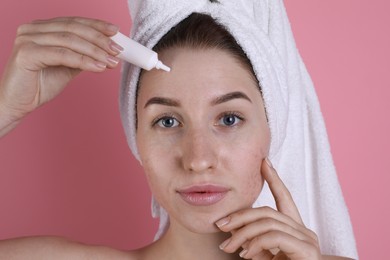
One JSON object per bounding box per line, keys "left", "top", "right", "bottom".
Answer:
{"left": 156, "top": 60, "right": 171, "bottom": 72}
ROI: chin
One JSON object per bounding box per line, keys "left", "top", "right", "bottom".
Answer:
{"left": 175, "top": 209, "right": 231, "bottom": 234}
{"left": 184, "top": 219, "right": 221, "bottom": 234}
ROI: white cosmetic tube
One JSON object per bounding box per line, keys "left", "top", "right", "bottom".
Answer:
{"left": 110, "top": 32, "right": 170, "bottom": 72}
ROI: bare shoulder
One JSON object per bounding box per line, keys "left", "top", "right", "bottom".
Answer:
{"left": 0, "top": 236, "right": 140, "bottom": 260}
{"left": 322, "top": 255, "right": 355, "bottom": 260}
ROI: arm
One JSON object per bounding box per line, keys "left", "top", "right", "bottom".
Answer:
{"left": 0, "top": 16, "right": 126, "bottom": 259}
{"left": 0, "top": 236, "right": 80, "bottom": 260}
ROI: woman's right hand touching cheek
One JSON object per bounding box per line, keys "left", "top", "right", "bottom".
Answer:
{"left": 0, "top": 17, "right": 123, "bottom": 136}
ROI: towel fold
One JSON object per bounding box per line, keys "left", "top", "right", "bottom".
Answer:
{"left": 119, "top": 0, "right": 358, "bottom": 258}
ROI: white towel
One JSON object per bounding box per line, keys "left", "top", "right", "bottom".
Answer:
{"left": 119, "top": 0, "right": 358, "bottom": 258}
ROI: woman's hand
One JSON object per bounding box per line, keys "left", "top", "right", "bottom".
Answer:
{"left": 216, "top": 158, "right": 321, "bottom": 260}
{"left": 0, "top": 17, "right": 123, "bottom": 136}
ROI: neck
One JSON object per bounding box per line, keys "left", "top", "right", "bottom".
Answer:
{"left": 150, "top": 221, "right": 240, "bottom": 260}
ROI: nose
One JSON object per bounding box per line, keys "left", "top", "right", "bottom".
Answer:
{"left": 181, "top": 128, "right": 218, "bottom": 173}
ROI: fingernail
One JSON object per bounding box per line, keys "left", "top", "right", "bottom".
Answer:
{"left": 107, "top": 55, "right": 120, "bottom": 66}
{"left": 265, "top": 157, "right": 273, "bottom": 168}
{"left": 219, "top": 238, "right": 231, "bottom": 250}
{"left": 215, "top": 216, "right": 230, "bottom": 228}
{"left": 239, "top": 249, "right": 248, "bottom": 258}
{"left": 110, "top": 40, "right": 124, "bottom": 53}
{"left": 95, "top": 61, "right": 107, "bottom": 69}
{"left": 107, "top": 23, "right": 119, "bottom": 33}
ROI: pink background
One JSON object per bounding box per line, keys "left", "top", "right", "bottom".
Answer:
{"left": 0, "top": 0, "right": 388, "bottom": 259}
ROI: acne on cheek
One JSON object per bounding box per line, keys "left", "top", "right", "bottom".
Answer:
{"left": 245, "top": 164, "right": 264, "bottom": 198}
{"left": 245, "top": 146, "right": 265, "bottom": 199}
{"left": 237, "top": 172, "right": 263, "bottom": 208}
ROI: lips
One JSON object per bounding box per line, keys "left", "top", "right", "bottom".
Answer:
{"left": 177, "top": 184, "right": 229, "bottom": 206}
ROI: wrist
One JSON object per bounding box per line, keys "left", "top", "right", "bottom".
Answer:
{"left": 0, "top": 98, "right": 21, "bottom": 137}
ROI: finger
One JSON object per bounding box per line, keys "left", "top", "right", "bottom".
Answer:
{"left": 30, "top": 16, "right": 119, "bottom": 35}
{"left": 17, "top": 42, "right": 108, "bottom": 72}
{"left": 16, "top": 20, "right": 122, "bottom": 57}
{"left": 235, "top": 231, "right": 269, "bottom": 257}
{"left": 221, "top": 235, "right": 274, "bottom": 260}
{"left": 262, "top": 158, "right": 303, "bottom": 224}
{"left": 216, "top": 207, "right": 316, "bottom": 242}
{"left": 218, "top": 217, "right": 317, "bottom": 254}
{"left": 250, "top": 250, "right": 274, "bottom": 260}
{"left": 216, "top": 207, "right": 318, "bottom": 243}
{"left": 17, "top": 33, "right": 120, "bottom": 69}
{"left": 240, "top": 231, "right": 321, "bottom": 259}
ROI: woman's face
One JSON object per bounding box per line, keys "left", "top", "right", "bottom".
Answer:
{"left": 136, "top": 48, "right": 270, "bottom": 233}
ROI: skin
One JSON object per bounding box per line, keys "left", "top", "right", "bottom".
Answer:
{"left": 135, "top": 47, "right": 270, "bottom": 259}
{"left": 136, "top": 47, "right": 270, "bottom": 233}
{"left": 0, "top": 17, "right": 354, "bottom": 260}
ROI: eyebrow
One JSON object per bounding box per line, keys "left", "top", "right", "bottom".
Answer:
{"left": 144, "top": 97, "right": 180, "bottom": 108}
{"left": 211, "top": 91, "right": 252, "bottom": 105}
{"left": 144, "top": 91, "right": 252, "bottom": 109}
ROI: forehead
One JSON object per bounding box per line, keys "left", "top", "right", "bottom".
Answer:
{"left": 138, "top": 48, "right": 260, "bottom": 101}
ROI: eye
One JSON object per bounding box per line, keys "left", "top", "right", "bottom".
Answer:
{"left": 155, "top": 116, "right": 180, "bottom": 128}
{"left": 218, "top": 112, "right": 243, "bottom": 127}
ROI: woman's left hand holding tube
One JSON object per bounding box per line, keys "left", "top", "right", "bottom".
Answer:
{"left": 216, "top": 158, "right": 321, "bottom": 260}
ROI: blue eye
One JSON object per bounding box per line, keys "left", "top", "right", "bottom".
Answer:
{"left": 156, "top": 116, "right": 180, "bottom": 128}
{"left": 219, "top": 113, "right": 243, "bottom": 126}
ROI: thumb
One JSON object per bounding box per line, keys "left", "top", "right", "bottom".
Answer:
{"left": 261, "top": 158, "right": 303, "bottom": 225}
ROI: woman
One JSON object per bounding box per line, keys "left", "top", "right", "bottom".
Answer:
{"left": 0, "top": 1, "right": 357, "bottom": 259}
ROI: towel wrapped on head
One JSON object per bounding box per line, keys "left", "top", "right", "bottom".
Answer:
{"left": 119, "top": 0, "right": 358, "bottom": 258}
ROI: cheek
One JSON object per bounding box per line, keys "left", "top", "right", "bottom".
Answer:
{"left": 226, "top": 130, "right": 268, "bottom": 204}
{"left": 239, "top": 150, "right": 264, "bottom": 202}
{"left": 137, "top": 138, "right": 168, "bottom": 197}
{"left": 141, "top": 158, "right": 159, "bottom": 192}
{"left": 140, "top": 156, "right": 171, "bottom": 208}
{"left": 137, "top": 132, "right": 180, "bottom": 208}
